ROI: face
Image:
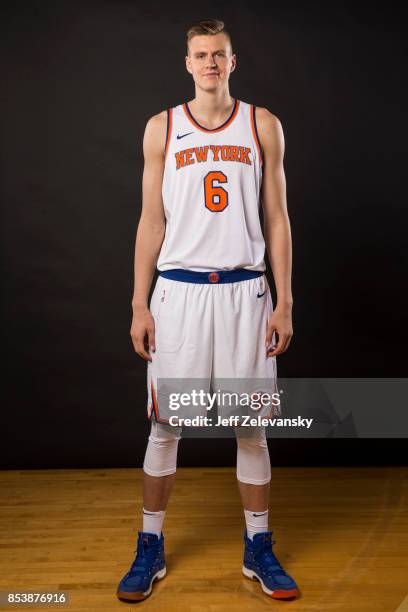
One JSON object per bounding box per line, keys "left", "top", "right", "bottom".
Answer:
{"left": 185, "top": 33, "right": 236, "bottom": 92}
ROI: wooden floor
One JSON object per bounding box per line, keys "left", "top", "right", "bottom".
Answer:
{"left": 0, "top": 467, "right": 407, "bottom": 611}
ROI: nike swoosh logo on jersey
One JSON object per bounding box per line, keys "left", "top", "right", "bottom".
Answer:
{"left": 257, "top": 291, "right": 266, "bottom": 298}
{"left": 177, "top": 131, "right": 194, "bottom": 139}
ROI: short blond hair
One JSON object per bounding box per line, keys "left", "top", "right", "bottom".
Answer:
{"left": 186, "top": 19, "right": 233, "bottom": 55}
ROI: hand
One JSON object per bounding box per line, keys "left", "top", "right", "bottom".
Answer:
{"left": 265, "top": 306, "right": 293, "bottom": 357}
{"left": 130, "top": 304, "right": 156, "bottom": 361}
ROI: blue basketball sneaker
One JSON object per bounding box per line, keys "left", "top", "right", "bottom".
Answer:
{"left": 243, "top": 530, "right": 299, "bottom": 599}
{"left": 116, "top": 531, "right": 166, "bottom": 601}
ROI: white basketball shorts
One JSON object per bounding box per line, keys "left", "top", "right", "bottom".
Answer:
{"left": 146, "top": 269, "right": 278, "bottom": 425}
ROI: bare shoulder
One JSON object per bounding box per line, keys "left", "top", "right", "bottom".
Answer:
{"left": 254, "top": 107, "right": 285, "bottom": 157}
{"left": 145, "top": 109, "right": 168, "bottom": 132}
{"left": 143, "top": 110, "right": 168, "bottom": 158}
{"left": 255, "top": 107, "right": 283, "bottom": 137}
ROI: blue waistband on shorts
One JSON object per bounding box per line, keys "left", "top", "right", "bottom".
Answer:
{"left": 158, "top": 268, "right": 263, "bottom": 284}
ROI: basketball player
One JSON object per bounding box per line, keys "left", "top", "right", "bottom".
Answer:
{"left": 117, "top": 19, "right": 299, "bottom": 602}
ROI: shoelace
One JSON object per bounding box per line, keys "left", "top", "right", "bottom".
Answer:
{"left": 129, "top": 539, "right": 160, "bottom": 576}
{"left": 254, "top": 536, "right": 288, "bottom": 577}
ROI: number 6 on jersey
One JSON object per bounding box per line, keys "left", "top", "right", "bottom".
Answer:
{"left": 204, "top": 170, "right": 229, "bottom": 212}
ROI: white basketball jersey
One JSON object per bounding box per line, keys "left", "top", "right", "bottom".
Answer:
{"left": 156, "top": 98, "right": 266, "bottom": 272}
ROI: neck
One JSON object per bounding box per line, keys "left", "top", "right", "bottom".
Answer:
{"left": 189, "top": 89, "right": 234, "bottom": 116}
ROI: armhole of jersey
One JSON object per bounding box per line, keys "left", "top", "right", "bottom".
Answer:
{"left": 164, "top": 108, "right": 173, "bottom": 161}
{"left": 250, "top": 105, "right": 264, "bottom": 167}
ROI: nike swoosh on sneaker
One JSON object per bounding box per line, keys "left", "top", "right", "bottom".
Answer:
{"left": 257, "top": 291, "right": 266, "bottom": 298}
{"left": 177, "top": 131, "right": 194, "bottom": 139}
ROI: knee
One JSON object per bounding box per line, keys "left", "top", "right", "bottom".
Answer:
{"left": 143, "top": 421, "right": 181, "bottom": 477}
{"left": 235, "top": 426, "right": 271, "bottom": 485}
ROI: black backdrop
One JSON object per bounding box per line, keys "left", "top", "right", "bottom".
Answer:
{"left": 1, "top": 1, "right": 407, "bottom": 468}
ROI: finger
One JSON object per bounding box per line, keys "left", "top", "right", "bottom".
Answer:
{"left": 132, "top": 335, "right": 152, "bottom": 361}
{"left": 265, "top": 326, "right": 278, "bottom": 351}
{"left": 138, "top": 343, "right": 152, "bottom": 361}
{"left": 268, "top": 336, "right": 290, "bottom": 357}
{"left": 267, "top": 344, "right": 281, "bottom": 357}
{"left": 273, "top": 333, "right": 290, "bottom": 355}
{"left": 147, "top": 326, "right": 156, "bottom": 353}
{"left": 265, "top": 324, "right": 276, "bottom": 348}
{"left": 142, "top": 334, "right": 154, "bottom": 362}
{"left": 135, "top": 344, "right": 152, "bottom": 361}
{"left": 267, "top": 333, "right": 287, "bottom": 357}
{"left": 280, "top": 334, "right": 293, "bottom": 353}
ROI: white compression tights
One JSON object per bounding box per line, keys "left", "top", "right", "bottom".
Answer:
{"left": 143, "top": 421, "right": 271, "bottom": 485}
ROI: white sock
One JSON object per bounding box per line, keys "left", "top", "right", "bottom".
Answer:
{"left": 142, "top": 508, "right": 166, "bottom": 537}
{"left": 244, "top": 508, "right": 269, "bottom": 540}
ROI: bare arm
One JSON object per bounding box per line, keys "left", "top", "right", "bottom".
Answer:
{"left": 130, "top": 111, "right": 167, "bottom": 361}
{"left": 256, "top": 108, "right": 293, "bottom": 357}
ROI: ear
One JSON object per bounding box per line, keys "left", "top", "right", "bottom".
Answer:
{"left": 185, "top": 56, "right": 192, "bottom": 74}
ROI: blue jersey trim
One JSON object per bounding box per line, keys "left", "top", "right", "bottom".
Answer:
{"left": 158, "top": 268, "right": 263, "bottom": 284}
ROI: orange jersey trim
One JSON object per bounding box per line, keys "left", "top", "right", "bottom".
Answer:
{"left": 182, "top": 99, "right": 240, "bottom": 133}
{"left": 149, "top": 380, "right": 159, "bottom": 421}
{"left": 250, "top": 105, "right": 264, "bottom": 167}
{"left": 148, "top": 380, "right": 169, "bottom": 425}
{"left": 164, "top": 108, "right": 173, "bottom": 161}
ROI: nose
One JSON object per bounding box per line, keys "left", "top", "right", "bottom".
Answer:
{"left": 206, "top": 56, "right": 217, "bottom": 69}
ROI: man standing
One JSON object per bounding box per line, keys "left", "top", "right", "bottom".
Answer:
{"left": 117, "top": 18, "right": 299, "bottom": 602}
